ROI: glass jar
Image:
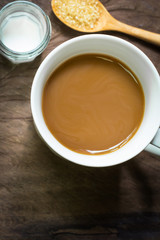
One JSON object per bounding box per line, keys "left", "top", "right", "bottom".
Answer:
{"left": 0, "top": 1, "right": 52, "bottom": 63}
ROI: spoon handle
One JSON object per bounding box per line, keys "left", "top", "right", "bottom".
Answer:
{"left": 109, "top": 19, "right": 160, "bottom": 46}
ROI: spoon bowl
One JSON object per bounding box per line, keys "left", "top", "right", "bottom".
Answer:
{"left": 51, "top": 0, "right": 160, "bottom": 45}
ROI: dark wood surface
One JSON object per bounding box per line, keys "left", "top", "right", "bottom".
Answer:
{"left": 0, "top": 0, "right": 160, "bottom": 239}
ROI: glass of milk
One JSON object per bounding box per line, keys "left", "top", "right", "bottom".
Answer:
{"left": 0, "top": 1, "right": 52, "bottom": 63}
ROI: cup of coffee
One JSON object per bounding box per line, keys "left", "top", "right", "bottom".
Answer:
{"left": 31, "top": 34, "right": 160, "bottom": 167}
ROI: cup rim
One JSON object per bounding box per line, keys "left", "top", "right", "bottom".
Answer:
{"left": 31, "top": 34, "right": 160, "bottom": 167}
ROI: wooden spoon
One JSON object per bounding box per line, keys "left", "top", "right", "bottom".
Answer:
{"left": 51, "top": 0, "right": 160, "bottom": 46}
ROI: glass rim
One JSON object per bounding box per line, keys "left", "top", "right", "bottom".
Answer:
{"left": 0, "top": 0, "right": 52, "bottom": 58}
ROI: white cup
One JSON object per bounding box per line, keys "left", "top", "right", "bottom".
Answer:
{"left": 31, "top": 34, "right": 160, "bottom": 167}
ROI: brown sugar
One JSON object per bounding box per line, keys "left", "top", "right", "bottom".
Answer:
{"left": 52, "top": 0, "right": 101, "bottom": 30}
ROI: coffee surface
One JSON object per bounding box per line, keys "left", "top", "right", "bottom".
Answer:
{"left": 42, "top": 54, "right": 144, "bottom": 155}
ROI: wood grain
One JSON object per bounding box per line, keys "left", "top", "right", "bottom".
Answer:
{"left": 0, "top": 0, "right": 160, "bottom": 239}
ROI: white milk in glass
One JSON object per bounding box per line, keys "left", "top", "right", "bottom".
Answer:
{"left": 1, "top": 12, "right": 43, "bottom": 52}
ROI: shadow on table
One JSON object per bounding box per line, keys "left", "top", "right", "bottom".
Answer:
{"left": 22, "top": 122, "right": 154, "bottom": 221}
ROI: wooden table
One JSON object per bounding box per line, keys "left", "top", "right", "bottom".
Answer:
{"left": 0, "top": 0, "right": 160, "bottom": 239}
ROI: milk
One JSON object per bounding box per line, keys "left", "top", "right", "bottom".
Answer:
{"left": 1, "top": 12, "right": 43, "bottom": 52}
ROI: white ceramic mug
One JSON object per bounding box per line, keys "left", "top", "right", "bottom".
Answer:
{"left": 31, "top": 34, "right": 160, "bottom": 167}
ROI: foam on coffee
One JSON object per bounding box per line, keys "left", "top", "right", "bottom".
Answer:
{"left": 42, "top": 54, "right": 145, "bottom": 155}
